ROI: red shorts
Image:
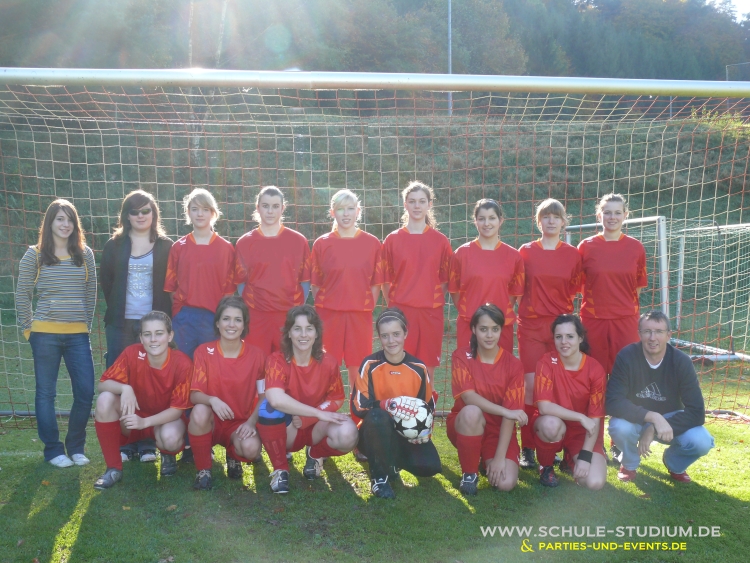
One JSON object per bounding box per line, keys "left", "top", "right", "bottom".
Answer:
{"left": 446, "top": 410, "right": 520, "bottom": 465}
{"left": 317, "top": 308, "right": 373, "bottom": 368}
{"left": 211, "top": 416, "right": 247, "bottom": 448}
{"left": 582, "top": 316, "right": 639, "bottom": 374}
{"left": 517, "top": 316, "right": 556, "bottom": 373}
{"left": 289, "top": 424, "right": 316, "bottom": 453}
{"left": 530, "top": 411, "right": 606, "bottom": 457}
{"left": 397, "top": 303, "right": 444, "bottom": 367}
{"left": 248, "top": 308, "right": 287, "bottom": 356}
{"left": 456, "top": 317, "right": 514, "bottom": 353}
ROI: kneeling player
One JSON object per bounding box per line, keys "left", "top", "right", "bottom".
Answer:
{"left": 188, "top": 296, "right": 266, "bottom": 490}
{"left": 94, "top": 311, "right": 192, "bottom": 489}
{"left": 257, "top": 305, "right": 358, "bottom": 493}
{"left": 533, "top": 314, "right": 607, "bottom": 490}
{"left": 351, "top": 308, "right": 442, "bottom": 500}
{"left": 447, "top": 304, "right": 527, "bottom": 496}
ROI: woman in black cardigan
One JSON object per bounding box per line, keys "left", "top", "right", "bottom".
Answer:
{"left": 99, "top": 189, "right": 173, "bottom": 461}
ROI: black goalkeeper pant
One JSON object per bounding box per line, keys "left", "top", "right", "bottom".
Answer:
{"left": 358, "top": 409, "right": 441, "bottom": 480}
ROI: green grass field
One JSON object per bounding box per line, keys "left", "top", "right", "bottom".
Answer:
{"left": 0, "top": 420, "right": 747, "bottom": 563}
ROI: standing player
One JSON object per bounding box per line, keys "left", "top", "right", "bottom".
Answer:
{"left": 188, "top": 296, "right": 265, "bottom": 490}
{"left": 516, "top": 198, "right": 582, "bottom": 469}
{"left": 165, "top": 188, "right": 236, "bottom": 359}
{"left": 311, "top": 189, "right": 383, "bottom": 375}
{"left": 533, "top": 314, "right": 607, "bottom": 490}
{"left": 382, "top": 181, "right": 453, "bottom": 375}
{"left": 234, "top": 186, "right": 311, "bottom": 355}
{"left": 449, "top": 199, "right": 524, "bottom": 352}
{"left": 256, "top": 305, "right": 358, "bottom": 494}
{"left": 351, "top": 308, "right": 441, "bottom": 499}
{"left": 447, "top": 304, "right": 527, "bottom": 496}
{"left": 93, "top": 311, "right": 192, "bottom": 489}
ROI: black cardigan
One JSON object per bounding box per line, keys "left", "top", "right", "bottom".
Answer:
{"left": 100, "top": 234, "right": 174, "bottom": 327}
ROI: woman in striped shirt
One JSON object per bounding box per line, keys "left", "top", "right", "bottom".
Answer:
{"left": 15, "top": 199, "right": 97, "bottom": 468}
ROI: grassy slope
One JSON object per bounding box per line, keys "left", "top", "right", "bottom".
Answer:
{"left": 0, "top": 421, "right": 747, "bottom": 563}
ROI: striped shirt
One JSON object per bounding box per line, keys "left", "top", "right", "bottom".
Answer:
{"left": 15, "top": 246, "right": 97, "bottom": 339}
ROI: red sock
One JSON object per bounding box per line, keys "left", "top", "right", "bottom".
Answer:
{"left": 520, "top": 404, "right": 538, "bottom": 449}
{"left": 257, "top": 423, "right": 289, "bottom": 471}
{"left": 456, "top": 433, "right": 483, "bottom": 474}
{"left": 188, "top": 432, "right": 213, "bottom": 471}
{"left": 536, "top": 439, "right": 563, "bottom": 468}
{"left": 95, "top": 420, "right": 124, "bottom": 471}
{"left": 310, "top": 437, "right": 346, "bottom": 459}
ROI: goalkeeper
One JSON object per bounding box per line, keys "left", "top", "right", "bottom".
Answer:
{"left": 350, "top": 308, "right": 441, "bottom": 500}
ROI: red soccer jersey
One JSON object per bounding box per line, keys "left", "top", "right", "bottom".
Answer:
{"left": 533, "top": 352, "right": 606, "bottom": 419}
{"left": 164, "top": 232, "right": 236, "bottom": 316}
{"left": 264, "top": 351, "right": 345, "bottom": 408}
{"left": 100, "top": 344, "right": 192, "bottom": 415}
{"left": 382, "top": 226, "right": 453, "bottom": 309}
{"left": 578, "top": 234, "right": 647, "bottom": 319}
{"left": 450, "top": 346, "right": 525, "bottom": 414}
{"left": 449, "top": 240, "right": 525, "bottom": 323}
{"left": 191, "top": 340, "right": 266, "bottom": 421}
{"left": 518, "top": 240, "right": 582, "bottom": 319}
{"left": 233, "top": 226, "right": 311, "bottom": 312}
{"left": 311, "top": 229, "right": 383, "bottom": 311}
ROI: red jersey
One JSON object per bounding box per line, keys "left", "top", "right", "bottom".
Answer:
{"left": 382, "top": 226, "right": 453, "bottom": 309}
{"left": 449, "top": 240, "right": 525, "bottom": 323}
{"left": 534, "top": 352, "right": 606, "bottom": 420}
{"left": 100, "top": 344, "right": 192, "bottom": 415}
{"left": 164, "top": 232, "right": 236, "bottom": 316}
{"left": 311, "top": 229, "right": 383, "bottom": 311}
{"left": 264, "top": 351, "right": 344, "bottom": 408}
{"left": 233, "top": 226, "right": 311, "bottom": 312}
{"left": 578, "top": 234, "right": 647, "bottom": 319}
{"left": 518, "top": 240, "right": 582, "bottom": 319}
{"left": 191, "top": 340, "right": 266, "bottom": 421}
{"left": 450, "top": 346, "right": 525, "bottom": 414}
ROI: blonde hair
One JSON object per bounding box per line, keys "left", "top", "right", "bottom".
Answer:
{"left": 252, "top": 186, "right": 286, "bottom": 223}
{"left": 330, "top": 189, "right": 361, "bottom": 231}
{"left": 183, "top": 188, "right": 221, "bottom": 227}
{"left": 535, "top": 198, "right": 569, "bottom": 231}
{"left": 596, "top": 193, "right": 629, "bottom": 216}
{"left": 400, "top": 180, "right": 437, "bottom": 229}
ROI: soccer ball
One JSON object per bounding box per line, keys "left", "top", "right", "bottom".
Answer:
{"left": 393, "top": 398, "right": 433, "bottom": 441}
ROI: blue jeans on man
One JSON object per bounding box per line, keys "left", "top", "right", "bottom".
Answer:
{"left": 29, "top": 332, "right": 95, "bottom": 461}
{"left": 608, "top": 411, "right": 714, "bottom": 474}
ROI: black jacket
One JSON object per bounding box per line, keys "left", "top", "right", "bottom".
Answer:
{"left": 100, "top": 234, "right": 173, "bottom": 327}
{"left": 605, "top": 342, "right": 705, "bottom": 438}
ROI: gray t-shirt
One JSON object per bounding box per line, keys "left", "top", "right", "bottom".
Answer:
{"left": 124, "top": 249, "right": 154, "bottom": 320}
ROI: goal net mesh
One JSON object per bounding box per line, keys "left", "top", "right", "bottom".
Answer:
{"left": 1, "top": 85, "right": 748, "bottom": 427}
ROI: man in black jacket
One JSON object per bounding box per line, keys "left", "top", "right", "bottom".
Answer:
{"left": 606, "top": 310, "right": 714, "bottom": 483}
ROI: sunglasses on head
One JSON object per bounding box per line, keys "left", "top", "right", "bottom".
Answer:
{"left": 128, "top": 207, "right": 152, "bottom": 216}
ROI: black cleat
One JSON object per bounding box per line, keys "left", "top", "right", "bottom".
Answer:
{"left": 303, "top": 446, "right": 323, "bottom": 480}
{"left": 193, "top": 469, "right": 212, "bottom": 490}
{"left": 371, "top": 476, "right": 396, "bottom": 499}
{"left": 270, "top": 469, "right": 290, "bottom": 494}
{"left": 609, "top": 445, "right": 622, "bottom": 465}
{"left": 539, "top": 465, "right": 559, "bottom": 488}
{"left": 227, "top": 456, "right": 244, "bottom": 480}
{"left": 180, "top": 447, "right": 194, "bottom": 464}
{"left": 459, "top": 472, "right": 479, "bottom": 496}
{"left": 519, "top": 447, "right": 537, "bottom": 470}
{"left": 160, "top": 453, "right": 178, "bottom": 476}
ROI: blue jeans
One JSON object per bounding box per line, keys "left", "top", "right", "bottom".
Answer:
{"left": 608, "top": 412, "right": 714, "bottom": 473}
{"left": 171, "top": 306, "right": 216, "bottom": 359}
{"left": 29, "top": 332, "right": 95, "bottom": 461}
{"left": 104, "top": 320, "right": 141, "bottom": 368}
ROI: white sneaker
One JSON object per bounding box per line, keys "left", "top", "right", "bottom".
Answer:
{"left": 49, "top": 454, "right": 74, "bottom": 468}
{"left": 121, "top": 451, "right": 131, "bottom": 462}
{"left": 139, "top": 450, "right": 157, "bottom": 463}
{"left": 71, "top": 454, "right": 90, "bottom": 466}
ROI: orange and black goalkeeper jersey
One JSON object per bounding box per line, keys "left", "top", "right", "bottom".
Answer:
{"left": 350, "top": 350, "right": 434, "bottom": 424}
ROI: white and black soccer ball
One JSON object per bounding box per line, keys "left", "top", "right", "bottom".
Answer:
{"left": 393, "top": 398, "right": 433, "bottom": 441}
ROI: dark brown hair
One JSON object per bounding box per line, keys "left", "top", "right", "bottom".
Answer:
{"left": 253, "top": 186, "right": 286, "bottom": 223}
{"left": 376, "top": 307, "right": 409, "bottom": 335}
{"left": 37, "top": 199, "right": 86, "bottom": 267}
{"left": 139, "top": 310, "right": 177, "bottom": 349}
{"left": 280, "top": 304, "right": 324, "bottom": 363}
{"left": 113, "top": 189, "right": 166, "bottom": 242}
{"left": 473, "top": 198, "right": 504, "bottom": 220}
{"left": 469, "top": 304, "right": 505, "bottom": 359}
{"left": 401, "top": 181, "right": 438, "bottom": 229}
{"left": 214, "top": 295, "right": 250, "bottom": 339}
{"left": 550, "top": 314, "right": 590, "bottom": 355}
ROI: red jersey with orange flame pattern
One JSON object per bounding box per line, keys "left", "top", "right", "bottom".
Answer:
{"left": 533, "top": 352, "right": 606, "bottom": 420}
{"left": 382, "top": 226, "right": 453, "bottom": 309}
{"left": 450, "top": 346, "right": 525, "bottom": 414}
{"left": 233, "top": 226, "right": 311, "bottom": 312}
{"left": 518, "top": 240, "right": 582, "bottom": 319}
{"left": 311, "top": 229, "right": 383, "bottom": 311}
{"left": 264, "top": 351, "right": 344, "bottom": 408}
{"left": 191, "top": 340, "right": 266, "bottom": 421}
{"left": 100, "top": 344, "right": 192, "bottom": 414}
{"left": 578, "top": 234, "right": 647, "bottom": 319}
